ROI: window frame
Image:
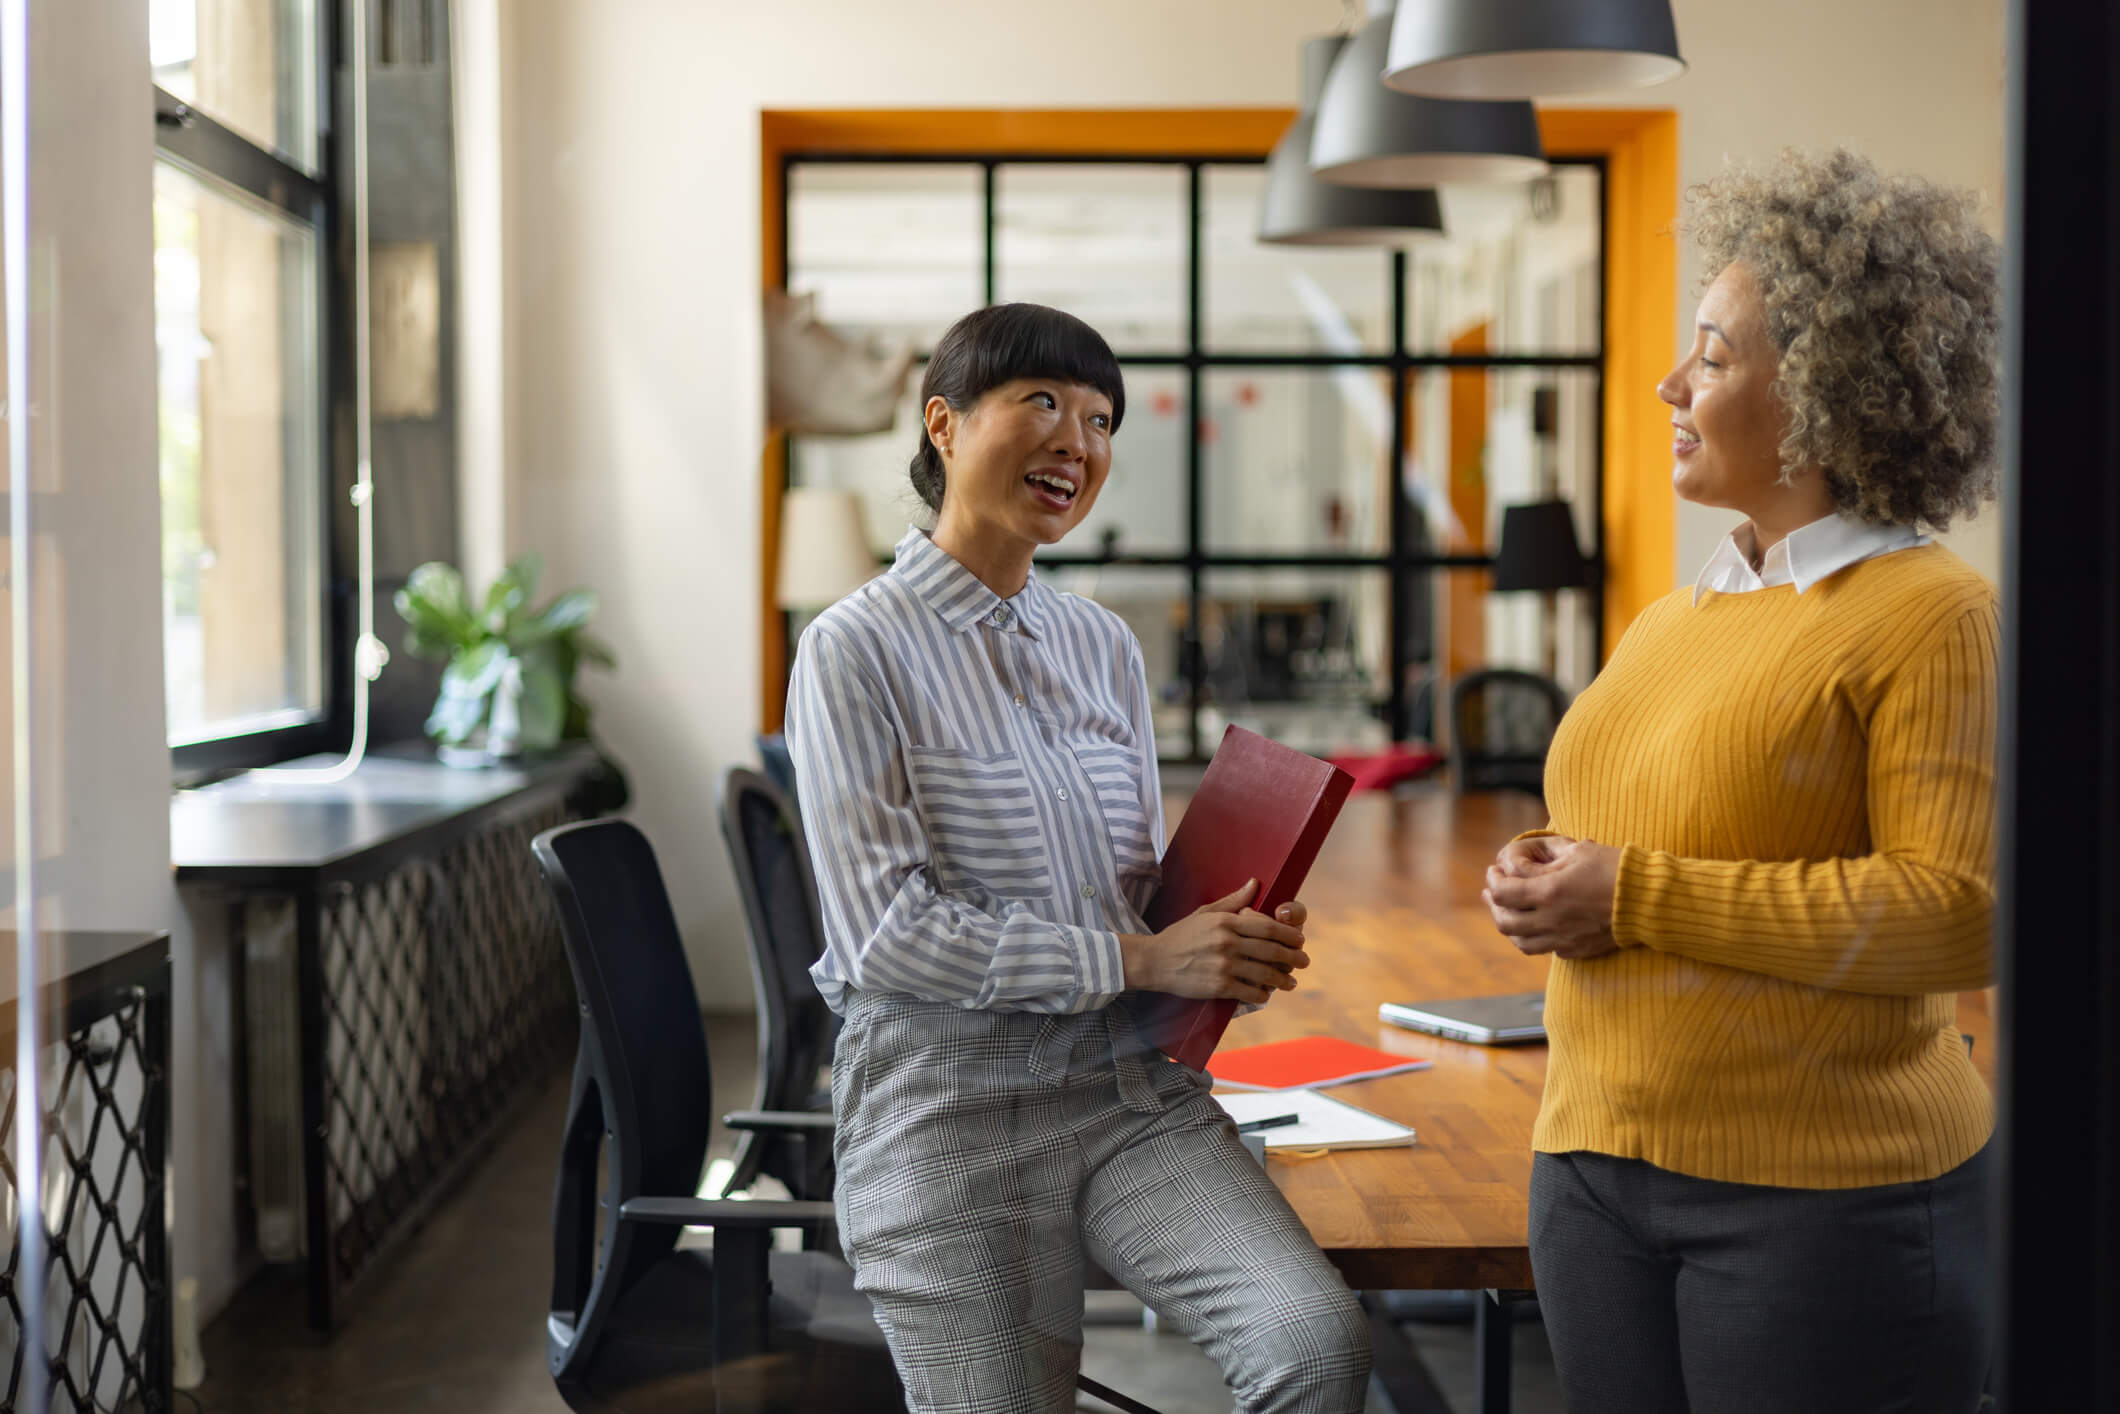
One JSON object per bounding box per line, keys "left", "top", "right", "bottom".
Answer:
{"left": 779, "top": 151, "right": 1609, "bottom": 763}
{"left": 153, "top": 2, "right": 347, "bottom": 783}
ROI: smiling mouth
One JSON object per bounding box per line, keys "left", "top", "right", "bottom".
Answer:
{"left": 1673, "top": 426, "right": 1702, "bottom": 452}
{"left": 1026, "top": 470, "right": 1078, "bottom": 505}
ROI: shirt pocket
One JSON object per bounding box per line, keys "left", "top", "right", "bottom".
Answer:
{"left": 1067, "top": 739, "right": 1160, "bottom": 887}
{"left": 903, "top": 747, "right": 1055, "bottom": 901}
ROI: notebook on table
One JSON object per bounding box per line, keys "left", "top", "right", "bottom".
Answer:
{"left": 1212, "top": 1089, "right": 1417, "bottom": 1153}
{"left": 1207, "top": 1036, "right": 1432, "bottom": 1091}
{"left": 1134, "top": 726, "right": 1356, "bottom": 1070}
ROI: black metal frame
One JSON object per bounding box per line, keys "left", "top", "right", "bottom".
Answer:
{"left": 781, "top": 151, "right": 1608, "bottom": 762}
{"left": 156, "top": 0, "right": 351, "bottom": 783}
{"left": 1995, "top": 0, "right": 2120, "bottom": 1407}
{"left": 0, "top": 934, "right": 173, "bottom": 1414}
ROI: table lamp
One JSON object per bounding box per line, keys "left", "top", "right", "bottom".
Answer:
{"left": 1492, "top": 499, "right": 1590, "bottom": 678}
{"left": 776, "top": 487, "right": 878, "bottom": 610}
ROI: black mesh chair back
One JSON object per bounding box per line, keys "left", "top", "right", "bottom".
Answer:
{"left": 721, "top": 767, "right": 837, "bottom": 1201}
{"left": 533, "top": 817, "right": 899, "bottom": 1410}
{"left": 1450, "top": 668, "right": 1571, "bottom": 799}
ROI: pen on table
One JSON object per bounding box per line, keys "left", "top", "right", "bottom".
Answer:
{"left": 1236, "top": 1113, "right": 1300, "bottom": 1134}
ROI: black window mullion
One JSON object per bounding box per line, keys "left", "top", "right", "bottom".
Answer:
{"left": 1388, "top": 247, "right": 1411, "bottom": 742}
{"left": 1184, "top": 162, "right": 1206, "bottom": 761}
{"left": 982, "top": 162, "right": 997, "bottom": 305}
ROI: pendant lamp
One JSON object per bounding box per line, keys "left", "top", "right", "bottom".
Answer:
{"left": 1260, "top": 35, "right": 1445, "bottom": 245}
{"left": 1383, "top": 0, "right": 1685, "bottom": 100}
{"left": 1310, "top": 2, "right": 1547, "bottom": 189}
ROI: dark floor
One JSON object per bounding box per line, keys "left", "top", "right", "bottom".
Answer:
{"left": 195, "top": 1016, "right": 1561, "bottom": 1414}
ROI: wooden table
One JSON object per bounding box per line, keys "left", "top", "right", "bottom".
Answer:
{"left": 1186, "top": 787, "right": 1998, "bottom": 1411}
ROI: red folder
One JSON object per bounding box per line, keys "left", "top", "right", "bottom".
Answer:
{"left": 1136, "top": 726, "right": 1355, "bottom": 1070}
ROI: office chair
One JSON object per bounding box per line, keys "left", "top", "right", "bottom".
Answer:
{"left": 1449, "top": 668, "right": 1570, "bottom": 800}
{"left": 532, "top": 817, "right": 900, "bottom": 1412}
{"left": 719, "top": 767, "right": 837, "bottom": 1207}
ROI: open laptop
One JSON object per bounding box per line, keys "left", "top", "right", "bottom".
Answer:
{"left": 1379, "top": 992, "right": 1546, "bottom": 1046}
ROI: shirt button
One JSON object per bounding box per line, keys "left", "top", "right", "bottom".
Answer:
{"left": 1080, "top": 884, "right": 1097, "bottom": 900}
{"left": 1056, "top": 788, "right": 1069, "bottom": 801}
{"left": 989, "top": 606, "right": 1012, "bottom": 628}
{"left": 1013, "top": 694, "right": 1027, "bottom": 707}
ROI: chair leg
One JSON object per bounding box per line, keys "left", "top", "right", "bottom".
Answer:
{"left": 710, "top": 1227, "right": 773, "bottom": 1364}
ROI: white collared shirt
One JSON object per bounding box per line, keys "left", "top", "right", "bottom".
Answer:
{"left": 1692, "top": 513, "right": 1930, "bottom": 605}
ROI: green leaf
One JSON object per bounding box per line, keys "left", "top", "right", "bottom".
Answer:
{"left": 516, "top": 658, "right": 568, "bottom": 751}
{"left": 399, "top": 563, "right": 476, "bottom": 643}
{"left": 536, "top": 589, "right": 597, "bottom": 635}
{"left": 399, "top": 616, "right": 460, "bottom": 663}
{"left": 572, "top": 632, "right": 618, "bottom": 670}
{"left": 505, "top": 552, "right": 542, "bottom": 610}
{"left": 481, "top": 574, "right": 526, "bottom": 633}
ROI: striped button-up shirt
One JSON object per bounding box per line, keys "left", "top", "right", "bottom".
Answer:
{"left": 786, "top": 527, "right": 1166, "bottom": 1015}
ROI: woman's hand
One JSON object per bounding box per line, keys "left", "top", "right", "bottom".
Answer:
{"left": 1484, "top": 838, "right": 1624, "bottom": 960}
{"left": 1120, "top": 879, "right": 1311, "bottom": 1005}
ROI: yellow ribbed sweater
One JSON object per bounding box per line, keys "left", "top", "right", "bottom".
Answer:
{"left": 1535, "top": 543, "right": 1998, "bottom": 1189}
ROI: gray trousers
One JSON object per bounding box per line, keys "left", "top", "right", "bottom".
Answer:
{"left": 831, "top": 989, "right": 1372, "bottom": 1414}
{"left": 1529, "top": 1144, "right": 1992, "bottom": 1414}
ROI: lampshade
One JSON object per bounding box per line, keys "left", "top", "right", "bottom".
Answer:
{"left": 1260, "top": 36, "right": 1446, "bottom": 246}
{"left": 1310, "top": 5, "right": 1547, "bottom": 189}
{"left": 1492, "top": 500, "right": 1589, "bottom": 592}
{"left": 776, "top": 488, "right": 878, "bottom": 609}
{"left": 1383, "top": 0, "right": 1686, "bottom": 101}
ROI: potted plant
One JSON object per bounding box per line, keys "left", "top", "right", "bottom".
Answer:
{"left": 394, "top": 554, "right": 616, "bottom": 765}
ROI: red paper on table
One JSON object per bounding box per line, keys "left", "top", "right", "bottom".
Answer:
{"left": 1135, "top": 725, "right": 1355, "bottom": 1070}
{"left": 1207, "top": 1036, "right": 1432, "bottom": 1091}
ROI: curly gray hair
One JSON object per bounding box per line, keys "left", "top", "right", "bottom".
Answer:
{"left": 1684, "top": 147, "right": 2002, "bottom": 530}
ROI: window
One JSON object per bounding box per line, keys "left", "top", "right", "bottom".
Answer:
{"left": 153, "top": 0, "right": 335, "bottom": 768}
{"left": 784, "top": 154, "right": 1605, "bottom": 762}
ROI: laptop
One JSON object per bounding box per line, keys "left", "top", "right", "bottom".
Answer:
{"left": 1379, "top": 992, "right": 1547, "bottom": 1046}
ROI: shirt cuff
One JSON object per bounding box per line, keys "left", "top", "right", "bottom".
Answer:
{"left": 1068, "top": 925, "right": 1128, "bottom": 1010}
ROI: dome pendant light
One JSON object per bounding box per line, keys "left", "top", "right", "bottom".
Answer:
{"left": 1383, "top": 0, "right": 1685, "bottom": 101}
{"left": 1261, "top": 35, "right": 1445, "bottom": 246}
{"left": 1310, "top": 1, "right": 1547, "bottom": 189}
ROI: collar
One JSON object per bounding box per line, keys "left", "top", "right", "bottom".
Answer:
{"left": 890, "top": 526, "right": 1047, "bottom": 639}
{"left": 1692, "top": 513, "right": 1929, "bottom": 604}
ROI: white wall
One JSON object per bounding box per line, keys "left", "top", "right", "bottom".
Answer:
{"left": 486, "top": 0, "right": 2010, "bottom": 997}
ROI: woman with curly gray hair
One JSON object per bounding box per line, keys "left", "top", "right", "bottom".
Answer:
{"left": 1480, "top": 148, "right": 2001, "bottom": 1413}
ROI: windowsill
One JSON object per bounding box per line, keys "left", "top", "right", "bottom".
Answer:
{"left": 170, "top": 740, "right": 602, "bottom": 883}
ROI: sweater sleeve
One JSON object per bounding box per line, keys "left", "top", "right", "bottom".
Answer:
{"left": 1611, "top": 603, "right": 1998, "bottom": 995}
{"left": 786, "top": 622, "right": 1127, "bottom": 1014}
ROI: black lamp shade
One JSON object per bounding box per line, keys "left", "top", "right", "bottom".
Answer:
{"left": 1383, "top": 0, "right": 1686, "bottom": 101}
{"left": 1310, "top": 9, "right": 1547, "bottom": 189}
{"left": 1261, "top": 38, "right": 1445, "bottom": 246}
{"left": 1492, "top": 500, "right": 1589, "bottom": 592}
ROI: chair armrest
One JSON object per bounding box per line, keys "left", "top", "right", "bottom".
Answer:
{"left": 722, "top": 1109, "right": 836, "bottom": 1133}
{"left": 618, "top": 1196, "right": 837, "bottom": 1228}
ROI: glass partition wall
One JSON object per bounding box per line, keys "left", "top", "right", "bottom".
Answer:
{"left": 785, "top": 156, "right": 1605, "bottom": 762}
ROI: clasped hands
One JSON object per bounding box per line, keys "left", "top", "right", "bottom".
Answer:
{"left": 1483, "top": 835, "right": 1624, "bottom": 961}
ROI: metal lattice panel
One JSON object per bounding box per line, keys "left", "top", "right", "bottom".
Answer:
{"left": 0, "top": 990, "right": 169, "bottom": 1413}
{"left": 315, "top": 798, "right": 580, "bottom": 1304}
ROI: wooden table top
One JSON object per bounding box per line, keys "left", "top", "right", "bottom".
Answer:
{"left": 1185, "top": 787, "right": 1998, "bottom": 1292}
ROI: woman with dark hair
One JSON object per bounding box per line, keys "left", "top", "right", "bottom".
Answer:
{"left": 1482, "top": 148, "right": 2002, "bottom": 1412}
{"left": 786, "top": 303, "right": 1371, "bottom": 1413}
